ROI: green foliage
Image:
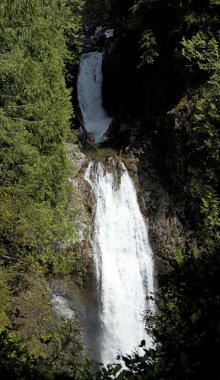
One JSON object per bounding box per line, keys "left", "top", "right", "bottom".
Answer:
{"left": 132, "top": 0, "right": 161, "bottom": 12}
{"left": 0, "top": 0, "right": 86, "bottom": 375}
{"left": 181, "top": 32, "right": 219, "bottom": 72}
{"left": 0, "top": 0, "right": 84, "bottom": 268}
{"left": 0, "top": 267, "right": 13, "bottom": 330}
{"left": 210, "top": 0, "right": 220, "bottom": 5}
{"left": 0, "top": 328, "right": 47, "bottom": 380}
{"left": 151, "top": 249, "right": 220, "bottom": 380}
{"left": 138, "top": 29, "right": 158, "bottom": 67}
{"left": 109, "top": 0, "right": 220, "bottom": 248}
{"left": 169, "top": 28, "right": 220, "bottom": 246}
{"left": 102, "top": 0, "right": 220, "bottom": 242}
{"left": 0, "top": 323, "right": 84, "bottom": 379}
{"left": 64, "top": 0, "right": 85, "bottom": 74}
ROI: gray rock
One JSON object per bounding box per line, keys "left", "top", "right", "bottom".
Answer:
{"left": 123, "top": 139, "right": 193, "bottom": 268}
{"left": 66, "top": 143, "right": 86, "bottom": 177}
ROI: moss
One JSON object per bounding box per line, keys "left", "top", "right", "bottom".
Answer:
{"left": 82, "top": 146, "right": 119, "bottom": 162}
{"left": 0, "top": 267, "right": 13, "bottom": 331}
{"left": 12, "top": 262, "right": 83, "bottom": 373}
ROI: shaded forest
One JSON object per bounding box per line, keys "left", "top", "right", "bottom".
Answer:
{"left": 0, "top": 0, "right": 219, "bottom": 379}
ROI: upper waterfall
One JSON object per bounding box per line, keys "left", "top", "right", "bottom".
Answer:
{"left": 84, "top": 160, "right": 155, "bottom": 365}
{"left": 77, "top": 51, "right": 112, "bottom": 143}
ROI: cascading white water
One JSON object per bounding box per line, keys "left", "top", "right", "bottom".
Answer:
{"left": 77, "top": 51, "right": 112, "bottom": 143}
{"left": 77, "top": 43, "right": 155, "bottom": 364}
{"left": 84, "top": 161, "right": 155, "bottom": 365}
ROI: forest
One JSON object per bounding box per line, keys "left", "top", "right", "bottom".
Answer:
{"left": 0, "top": 0, "right": 219, "bottom": 379}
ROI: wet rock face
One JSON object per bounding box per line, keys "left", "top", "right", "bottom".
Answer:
{"left": 66, "top": 143, "right": 85, "bottom": 177}
{"left": 103, "top": 117, "right": 144, "bottom": 147}
{"left": 123, "top": 140, "right": 189, "bottom": 266}
{"left": 77, "top": 174, "right": 96, "bottom": 217}
{"left": 83, "top": 26, "right": 114, "bottom": 52}
{"left": 104, "top": 119, "right": 131, "bottom": 146}
{"left": 102, "top": 36, "right": 125, "bottom": 116}
{"left": 102, "top": 28, "right": 141, "bottom": 117}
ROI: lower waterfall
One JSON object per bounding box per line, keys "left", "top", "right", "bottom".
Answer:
{"left": 84, "top": 160, "right": 155, "bottom": 365}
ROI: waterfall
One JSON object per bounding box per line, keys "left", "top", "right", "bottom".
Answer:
{"left": 77, "top": 51, "right": 112, "bottom": 143}
{"left": 77, "top": 46, "right": 155, "bottom": 365}
{"left": 84, "top": 161, "right": 155, "bottom": 365}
